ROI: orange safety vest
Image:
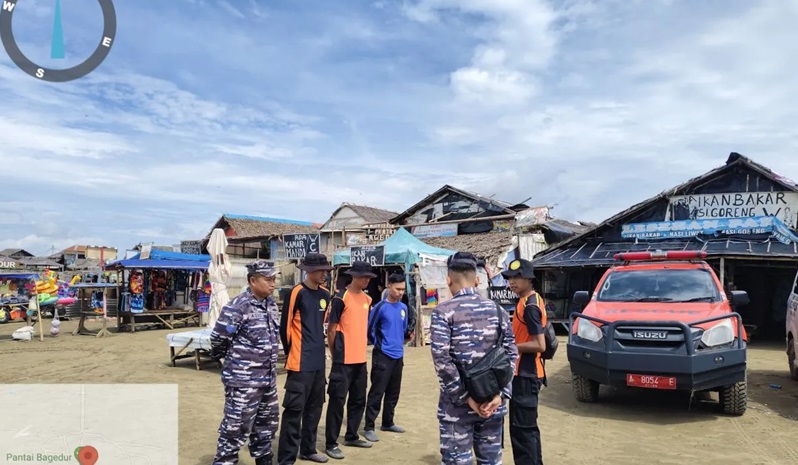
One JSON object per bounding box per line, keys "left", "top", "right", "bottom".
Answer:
{"left": 513, "top": 292, "right": 547, "bottom": 378}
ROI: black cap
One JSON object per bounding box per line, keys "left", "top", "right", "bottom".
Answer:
{"left": 447, "top": 252, "right": 478, "bottom": 271}
{"left": 298, "top": 252, "right": 333, "bottom": 272}
{"left": 344, "top": 260, "right": 377, "bottom": 277}
{"left": 501, "top": 259, "right": 535, "bottom": 279}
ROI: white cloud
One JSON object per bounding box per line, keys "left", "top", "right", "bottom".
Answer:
{"left": 5, "top": 0, "right": 798, "bottom": 253}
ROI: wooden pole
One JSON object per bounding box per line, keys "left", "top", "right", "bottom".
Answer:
{"left": 413, "top": 268, "right": 424, "bottom": 347}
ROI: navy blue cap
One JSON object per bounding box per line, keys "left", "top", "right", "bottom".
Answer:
{"left": 246, "top": 260, "right": 279, "bottom": 278}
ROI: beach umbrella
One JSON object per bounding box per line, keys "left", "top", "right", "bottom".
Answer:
{"left": 207, "top": 228, "right": 231, "bottom": 328}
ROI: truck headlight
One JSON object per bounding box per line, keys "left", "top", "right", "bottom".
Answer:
{"left": 577, "top": 319, "right": 603, "bottom": 342}
{"left": 700, "top": 319, "right": 734, "bottom": 347}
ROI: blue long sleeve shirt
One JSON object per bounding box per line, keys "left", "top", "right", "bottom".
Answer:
{"left": 368, "top": 299, "right": 408, "bottom": 359}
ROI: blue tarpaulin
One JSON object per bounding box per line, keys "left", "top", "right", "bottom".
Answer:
{"left": 104, "top": 259, "right": 209, "bottom": 270}
{"left": 127, "top": 249, "right": 211, "bottom": 262}
{"left": 621, "top": 215, "right": 798, "bottom": 245}
{"left": 333, "top": 227, "right": 455, "bottom": 270}
{"left": 0, "top": 273, "right": 38, "bottom": 280}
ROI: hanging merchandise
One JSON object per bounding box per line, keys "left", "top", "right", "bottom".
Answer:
{"left": 196, "top": 271, "right": 211, "bottom": 313}
{"left": 129, "top": 270, "right": 145, "bottom": 313}
{"left": 50, "top": 309, "right": 61, "bottom": 336}
{"left": 90, "top": 290, "right": 103, "bottom": 313}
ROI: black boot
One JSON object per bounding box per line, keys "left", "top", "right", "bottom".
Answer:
{"left": 255, "top": 454, "right": 273, "bottom": 465}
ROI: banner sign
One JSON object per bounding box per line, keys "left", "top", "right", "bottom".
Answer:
{"left": 180, "top": 240, "right": 202, "bottom": 255}
{"left": 488, "top": 286, "right": 519, "bottom": 306}
{"left": 666, "top": 191, "right": 798, "bottom": 228}
{"left": 282, "top": 234, "right": 320, "bottom": 259}
{"left": 621, "top": 215, "right": 798, "bottom": 245}
{"left": 411, "top": 223, "right": 457, "bottom": 238}
{"left": 350, "top": 245, "right": 385, "bottom": 266}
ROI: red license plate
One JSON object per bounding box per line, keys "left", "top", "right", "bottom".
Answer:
{"left": 626, "top": 373, "right": 677, "bottom": 390}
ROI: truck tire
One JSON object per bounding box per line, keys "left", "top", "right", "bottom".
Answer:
{"left": 572, "top": 372, "right": 599, "bottom": 402}
{"left": 0, "top": 308, "right": 8, "bottom": 324}
{"left": 719, "top": 379, "right": 747, "bottom": 416}
{"left": 788, "top": 338, "right": 798, "bottom": 381}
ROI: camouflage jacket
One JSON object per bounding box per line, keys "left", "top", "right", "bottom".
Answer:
{"left": 430, "top": 287, "right": 518, "bottom": 408}
{"left": 210, "top": 289, "right": 280, "bottom": 387}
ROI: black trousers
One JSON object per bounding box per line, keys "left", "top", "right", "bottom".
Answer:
{"left": 277, "top": 370, "right": 326, "bottom": 465}
{"left": 364, "top": 349, "right": 403, "bottom": 430}
{"left": 509, "top": 376, "right": 543, "bottom": 465}
{"left": 325, "top": 362, "right": 368, "bottom": 449}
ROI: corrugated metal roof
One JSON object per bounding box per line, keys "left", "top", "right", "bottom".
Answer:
{"left": 532, "top": 237, "right": 798, "bottom": 268}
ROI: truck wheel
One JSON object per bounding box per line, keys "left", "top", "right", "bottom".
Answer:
{"left": 788, "top": 338, "right": 798, "bottom": 381}
{"left": 719, "top": 379, "right": 747, "bottom": 416}
{"left": 572, "top": 373, "right": 599, "bottom": 402}
{"left": 0, "top": 308, "right": 8, "bottom": 324}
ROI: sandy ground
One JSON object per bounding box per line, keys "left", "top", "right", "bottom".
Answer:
{"left": 1, "top": 318, "right": 797, "bottom": 465}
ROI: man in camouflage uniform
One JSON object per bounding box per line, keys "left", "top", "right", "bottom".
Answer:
{"left": 210, "top": 260, "right": 282, "bottom": 465}
{"left": 431, "top": 252, "right": 518, "bottom": 465}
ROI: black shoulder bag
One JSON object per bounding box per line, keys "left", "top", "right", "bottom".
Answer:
{"left": 459, "top": 302, "right": 514, "bottom": 404}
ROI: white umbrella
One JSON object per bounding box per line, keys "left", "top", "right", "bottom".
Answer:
{"left": 207, "top": 228, "right": 231, "bottom": 328}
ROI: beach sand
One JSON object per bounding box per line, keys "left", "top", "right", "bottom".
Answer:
{"left": 1, "top": 319, "right": 797, "bottom": 465}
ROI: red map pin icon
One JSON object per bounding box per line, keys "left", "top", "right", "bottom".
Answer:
{"left": 77, "top": 446, "right": 98, "bottom": 465}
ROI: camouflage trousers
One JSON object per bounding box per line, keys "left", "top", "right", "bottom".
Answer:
{"left": 213, "top": 379, "right": 279, "bottom": 465}
{"left": 438, "top": 407, "right": 504, "bottom": 465}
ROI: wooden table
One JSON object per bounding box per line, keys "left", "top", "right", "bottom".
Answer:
{"left": 72, "top": 311, "right": 113, "bottom": 338}
{"left": 70, "top": 283, "right": 116, "bottom": 338}
{"left": 118, "top": 309, "right": 200, "bottom": 333}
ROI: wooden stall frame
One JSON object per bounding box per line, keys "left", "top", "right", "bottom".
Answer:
{"left": 72, "top": 284, "right": 113, "bottom": 338}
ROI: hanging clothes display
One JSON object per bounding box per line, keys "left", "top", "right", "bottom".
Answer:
{"left": 196, "top": 271, "right": 211, "bottom": 313}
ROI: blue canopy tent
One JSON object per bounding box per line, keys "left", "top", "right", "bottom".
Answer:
{"left": 333, "top": 227, "right": 455, "bottom": 268}
{"left": 105, "top": 249, "right": 211, "bottom": 270}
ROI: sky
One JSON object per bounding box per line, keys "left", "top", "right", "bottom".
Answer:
{"left": 3, "top": 0, "right": 798, "bottom": 256}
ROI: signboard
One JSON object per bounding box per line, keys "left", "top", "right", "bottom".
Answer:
{"left": 366, "top": 223, "right": 394, "bottom": 242}
{"left": 350, "top": 245, "right": 385, "bottom": 266}
{"left": 489, "top": 286, "right": 519, "bottom": 307}
{"left": 180, "top": 240, "right": 202, "bottom": 255}
{"left": 282, "top": 234, "right": 320, "bottom": 259}
{"left": 621, "top": 215, "right": 798, "bottom": 245}
{"left": 140, "top": 243, "right": 153, "bottom": 260}
{"left": 0, "top": 258, "right": 19, "bottom": 269}
{"left": 411, "top": 223, "right": 458, "bottom": 238}
{"left": 666, "top": 191, "right": 798, "bottom": 228}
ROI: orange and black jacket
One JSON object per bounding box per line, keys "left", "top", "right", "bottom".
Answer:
{"left": 280, "top": 283, "right": 330, "bottom": 372}
{"left": 513, "top": 291, "right": 547, "bottom": 381}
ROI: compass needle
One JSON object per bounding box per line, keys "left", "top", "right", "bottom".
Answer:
{"left": 50, "top": 0, "right": 65, "bottom": 59}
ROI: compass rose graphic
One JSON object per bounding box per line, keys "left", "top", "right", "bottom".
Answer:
{"left": 0, "top": 0, "right": 117, "bottom": 82}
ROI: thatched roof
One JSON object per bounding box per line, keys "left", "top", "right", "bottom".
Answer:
{"left": 419, "top": 231, "right": 515, "bottom": 266}
{"left": 207, "top": 213, "right": 320, "bottom": 243}
{"left": 346, "top": 204, "right": 399, "bottom": 224}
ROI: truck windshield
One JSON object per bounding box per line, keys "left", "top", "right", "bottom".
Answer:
{"left": 596, "top": 269, "right": 722, "bottom": 303}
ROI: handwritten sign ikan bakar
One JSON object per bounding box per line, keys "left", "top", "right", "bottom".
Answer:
{"left": 350, "top": 245, "right": 385, "bottom": 266}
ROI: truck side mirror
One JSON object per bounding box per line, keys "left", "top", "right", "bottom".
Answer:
{"left": 573, "top": 291, "right": 590, "bottom": 306}
{"left": 730, "top": 290, "right": 749, "bottom": 307}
